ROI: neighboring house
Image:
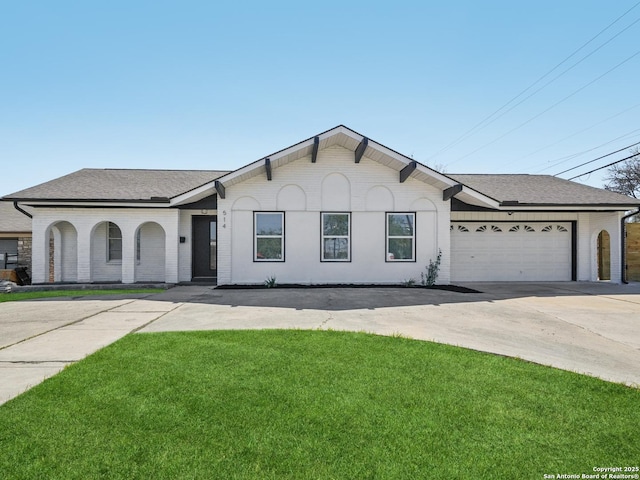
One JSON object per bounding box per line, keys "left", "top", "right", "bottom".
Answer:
{"left": 2, "top": 125, "right": 639, "bottom": 285}
{"left": 0, "top": 201, "right": 32, "bottom": 277}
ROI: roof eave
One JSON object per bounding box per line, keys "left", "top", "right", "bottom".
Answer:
{"left": 497, "top": 203, "right": 640, "bottom": 211}
{"left": 8, "top": 199, "right": 172, "bottom": 208}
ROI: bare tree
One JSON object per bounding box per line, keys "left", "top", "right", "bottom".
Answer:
{"left": 604, "top": 148, "right": 640, "bottom": 199}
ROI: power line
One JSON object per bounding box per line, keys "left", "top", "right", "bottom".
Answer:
{"left": 448, "top": 48, "right": 640, "bottom": 165}
{"left": 554, "top": 140, "right": 640, "bottom": 176}
{"left": 538, "top": 128, "right": 640, "bottom": 173}
{"left": 427, "top": 0, "right": 640, "bottom": 162}
{"left": 514, "top": 102, "right": 640, "bottom": 163}
{"left": 567, "top": 151, "right": 639, "bottom": 180}
{"left": 446, "top": 14, "right": 640, "bottom": 160}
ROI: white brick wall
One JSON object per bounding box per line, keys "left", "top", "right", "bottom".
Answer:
{"left": 31, "top": 208, "right": 179, "bottom": 284}
{"left": 218, "top": 145, "right": 449, "bottom": 285}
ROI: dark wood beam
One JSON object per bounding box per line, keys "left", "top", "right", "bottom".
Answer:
{"left": 215, "top": 180, "right": 225, "bottom": 199}
{"left": 399, "top": 161, "right": 417, "bottom": 183}
{"left": 443, "top": 184, "right": 463, "bottom": 201}
{"left": 354, "top": 137, "right": 368, "bottom": 163}
{"left": 265, "top": 158, "right": 272, "bottom": 181}
{"left": 311, "top": 136, "right": 319, "bottom": 163}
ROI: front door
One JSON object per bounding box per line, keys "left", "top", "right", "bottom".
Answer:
{"left": 192, "top": 216, "right": 217, "bottom": 282}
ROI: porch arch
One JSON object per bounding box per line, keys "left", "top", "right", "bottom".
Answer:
{"left": 134, "top": 221, "right": 166, "bottom": 282}
{"left": 44, "top": 221, "right": 78, "bottom": 282}
{"left": 90, "top": 221, "right": 123, "bottom": 282}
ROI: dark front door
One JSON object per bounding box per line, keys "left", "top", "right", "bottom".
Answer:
{"left": 192, "top": 216, "right": 217, "bottom": 282}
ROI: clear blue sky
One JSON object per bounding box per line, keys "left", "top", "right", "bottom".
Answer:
{"left": 2, "top": 0, "right": 640, "bottom": 196}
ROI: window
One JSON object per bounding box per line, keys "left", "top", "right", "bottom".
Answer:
{"left": 254, "top": 212, "right": 284, "bottom": 261}
{"left": 107, "top": 222, "right": 122, "bottom": 262}
{"left": 321, "top": 213, "right": 350, "bottom": 261}
{"left": 387, "top": 213, "right": 415, "bottom": 261}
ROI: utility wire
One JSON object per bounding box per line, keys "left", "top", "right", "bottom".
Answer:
{"left": 567, "top": 151, "right": 639, "bottom": 180}
{"left": 515, "top": 102, "right": 640, "bottom": 163}
{"left": 538, "top": 128, "right": 640, "bottom": 173}
{"left": 427, "top": 0, "right": 640, "bottom": 162}
{"left": 448, "top": 48, "right": 640, "bottom": 165}
{"left": 554, "top": 140, "right": 640, "bottom": 176}
{"left": 445, "top": 14, "right": 640, "bottom": 160}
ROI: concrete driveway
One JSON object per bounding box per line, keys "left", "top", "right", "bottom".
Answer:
{"left": 1, "top": 282, "right": 640, "bottom": 404}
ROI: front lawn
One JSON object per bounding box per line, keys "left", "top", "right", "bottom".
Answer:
{"left": 0, "top": 288, "right": 165, "bottom": 302}
{"left": 0, "top": 330, "right": 637, "bottom": 479}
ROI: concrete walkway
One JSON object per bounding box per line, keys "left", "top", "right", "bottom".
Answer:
{"left": 0, "top": 295, "right": 181, "bottom": 404}
{"left": 1, "top": 282, "right": 640, "bottom": 404}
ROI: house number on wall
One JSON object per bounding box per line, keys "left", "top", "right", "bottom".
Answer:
{"left": 222, "top": 210, "right": 227, "bottom": 228}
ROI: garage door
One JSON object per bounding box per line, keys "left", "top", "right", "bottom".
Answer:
{"left": 451, "top": 222, "right": 572, "bottom": 282}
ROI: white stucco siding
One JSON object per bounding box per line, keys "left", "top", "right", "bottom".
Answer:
{"left": 218, "top": 145, "right": 448, "bottom": 285}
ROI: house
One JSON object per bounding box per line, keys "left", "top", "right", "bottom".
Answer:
{"left": 3, "top": 126, "right": 639, "bottom": 285}
{"left": 0, "top": 201, "right": 32, "bottom": 280}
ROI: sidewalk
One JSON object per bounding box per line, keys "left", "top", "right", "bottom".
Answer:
{"left": 0, "top": 296, "right": 180, "bottom": 404}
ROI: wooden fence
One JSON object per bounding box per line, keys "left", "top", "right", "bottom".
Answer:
{"left": 627, "top": 223, "right": 640, "bottom": 282}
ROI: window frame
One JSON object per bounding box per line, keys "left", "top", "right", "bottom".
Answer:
{"left": 320, "top": 212, "right": 351, "bottom": 262}
{"left": 253, "top": 211, "right": 285, "bottom": 262}
{"left": 107, "top": 222, "right": 122, "bottom": 263}
{"left": 385, "top": 212, "right": 416, "bottom": 263}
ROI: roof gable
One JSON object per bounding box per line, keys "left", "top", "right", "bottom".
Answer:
{"left": 212, "top": 125, "right": 498, "bottom": 209}
{"left": 215, "top": 125, "right": 454, "bottom": 188}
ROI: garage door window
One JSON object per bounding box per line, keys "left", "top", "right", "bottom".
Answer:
{"left": 387, "top": 213, "right": 415, "bottom": 261}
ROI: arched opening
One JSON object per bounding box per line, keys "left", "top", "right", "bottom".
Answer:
{"left": 134, "top": 222, "right": 166, "bottom": 282}
{"left": 45, "top": 221, "right": 78, "bottom": 282}
{"left": 90, "top": 221, "right": 123, "bottom": 282}
{"left": 597, "top": 230, "right": 611, "bottom": 281}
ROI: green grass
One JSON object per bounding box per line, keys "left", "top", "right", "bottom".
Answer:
{"left": 0, "top": 289, "right": 164, "bottom": 302}
{"left": 0, "top": 330, "right": 638, "bottom": 479}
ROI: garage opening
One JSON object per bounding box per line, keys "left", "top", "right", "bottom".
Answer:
{"left": 451, "top": 222, "right": 574, "bottom": 282}
{"left": 597, "top": 230, "right": 611, "bottom": 281}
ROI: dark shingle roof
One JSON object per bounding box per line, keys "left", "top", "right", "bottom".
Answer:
{"left": 449, "top": 174, "right": 640, "bottom": 206}
{"left": 3, "top": 169, "right": 230, "bottom": 202}
{"left": 0, "top": 202, "right": 32, "bottom": 232}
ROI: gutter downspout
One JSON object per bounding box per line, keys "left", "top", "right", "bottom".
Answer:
{"left": 621, "top": 208, "right": 640, "bottom": 284}
{"left": 13, "top": 201, "right": 33, "bottom": 219}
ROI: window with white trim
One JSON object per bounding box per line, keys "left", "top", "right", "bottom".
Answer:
{"left": 107, "top": 222, "right": 122, "bottom": 262}
{"left": 321, "top": 213, "right": 350, "bottom": 261}
{"left": 387, "top": 213, "right": 415, "bottom": 261}
{"left": 254, "top": 212, "right": 284, "bottom": 261}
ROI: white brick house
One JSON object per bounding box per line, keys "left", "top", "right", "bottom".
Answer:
{"left": 3, "top": 126, "right": 639, "bottom": 285}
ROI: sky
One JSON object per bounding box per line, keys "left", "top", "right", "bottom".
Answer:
{"left": 2, "top": 0, "right": 640, "bottom": 197}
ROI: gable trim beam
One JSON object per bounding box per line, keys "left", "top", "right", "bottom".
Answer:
{"left": 443, "top": 184, "right": 463, "bottom": 201}
{"left": 399, "top": 161, "right": 417, "bottom": 183}
{"left": 311, "top": 136, "right": 319, "bottom": 163}
{"left": 354, "top": 137, "right": 368, "bottom": 163}
{"left": 265, "top": 158, "right": 272, "bottom": 181}
{"left": 215, "top": 180, "right": 226, "bottom": 199}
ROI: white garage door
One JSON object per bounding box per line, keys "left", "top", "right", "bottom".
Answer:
{"left": 451, "top": 222, "right": 572, "bottom": 282}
